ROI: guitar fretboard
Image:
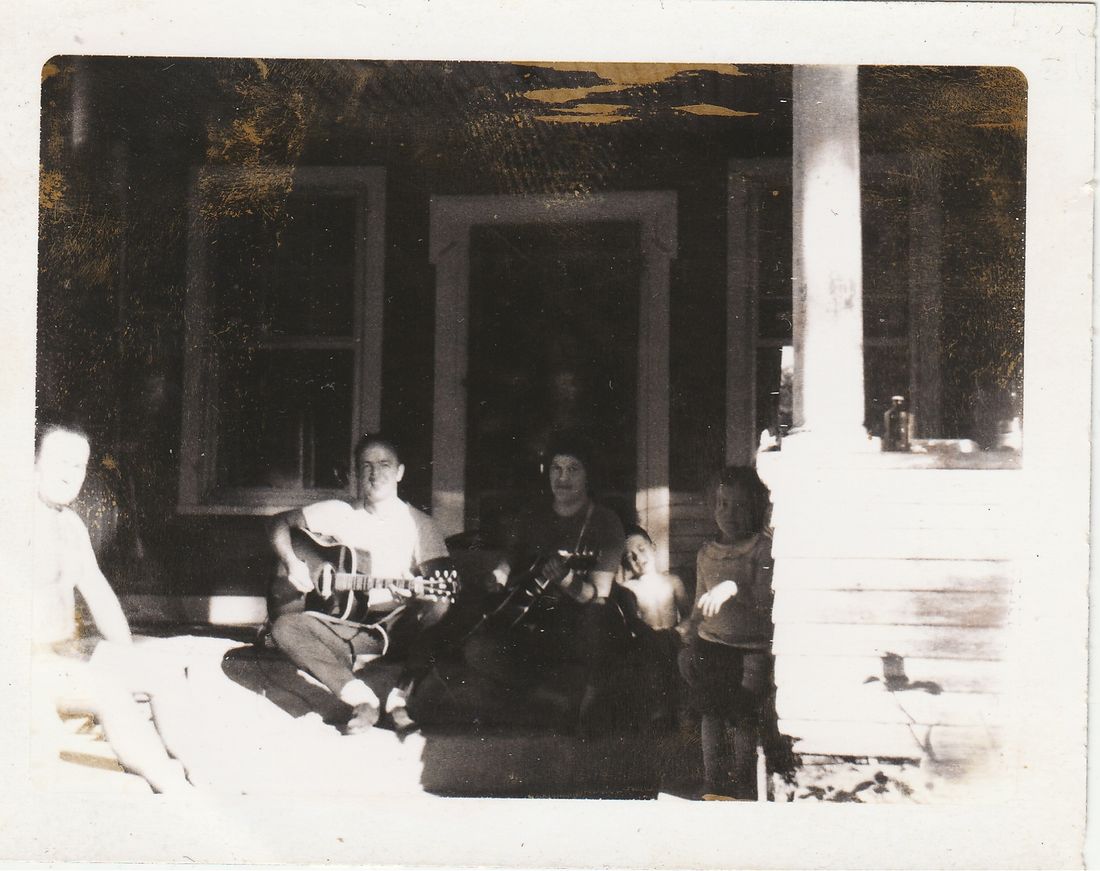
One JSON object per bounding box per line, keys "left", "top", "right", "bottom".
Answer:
{"left": 333, "top": 574, "right": 428, "bottom": 592}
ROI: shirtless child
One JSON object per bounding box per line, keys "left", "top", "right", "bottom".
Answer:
{"left": 620, "top": 526, "right": 691, "bottom": 634}
{"left": 616, "top": 526, "right": 691, "bottom": 724}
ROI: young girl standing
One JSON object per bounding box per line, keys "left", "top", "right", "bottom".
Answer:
{"left": 679, "top": 465, "right": 774, "bottom": 799}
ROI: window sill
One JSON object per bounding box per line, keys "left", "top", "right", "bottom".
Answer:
{"left": 177, "top": 487, "right": 352, "bottom": 516}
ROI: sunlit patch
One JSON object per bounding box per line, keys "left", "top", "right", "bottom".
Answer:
{"left": 206, "top": 595, "right": 268, "bottom": 626}
{"left": 534, "top": 112, "right": 634, "bottom": 125}
{"left": 673, "top": 103, "right": 759, "bottom": 118}
{"left": 522, "top": 85, "right": 624, "bottom": 104}
{"left": 534, "top": 102, "right": 635, "bottom": 123}
{"left": 517, "top": 61, "right": 747, "bottom": 87}
{"left": 515, "top": 63, "right": 750, "bottom": 119}
{"left": 562, "top": 103, "right": 631, "bottom": 115}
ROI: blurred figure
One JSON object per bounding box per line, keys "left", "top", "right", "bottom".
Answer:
{"left": 32, "top": 419, "right": 195, "bottom": 793}
{"left": 678, "top": 466, "right": 774, "bottom": 800}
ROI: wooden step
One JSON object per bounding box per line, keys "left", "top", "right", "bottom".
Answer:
{"left": 778, "top": 718, "right": 1000, "bottom": 764}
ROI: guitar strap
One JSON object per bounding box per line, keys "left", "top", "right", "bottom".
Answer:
{"left": 572, "top": 502, "right": 595, "bottom": 557}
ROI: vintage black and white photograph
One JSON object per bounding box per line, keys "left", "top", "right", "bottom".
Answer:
{"left": 2, "top": 1, "right": 1093, "bottom": 868}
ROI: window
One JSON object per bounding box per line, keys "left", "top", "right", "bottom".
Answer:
{"left": 178, "top": 166, "right": 386, "bottom": 513}
{"left": 728, "top": 154, "right": 943, "bottom": 455}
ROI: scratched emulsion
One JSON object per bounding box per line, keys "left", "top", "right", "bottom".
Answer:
{"left": 446, "top": 62, "right": 770, "bottom": 194}
{"left": 199, "top": 64, "right": 311, "bottom": 223}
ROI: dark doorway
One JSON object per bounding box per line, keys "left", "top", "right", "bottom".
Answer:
{"left": 466, "top": 221, "right": 642, "bottom": 539}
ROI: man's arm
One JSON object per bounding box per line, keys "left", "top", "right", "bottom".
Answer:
{"left": 268, "top": 508, "right": 313, "bottom": 594}
{"left": 63, "top": 517, "right": 132, "bottom": 643}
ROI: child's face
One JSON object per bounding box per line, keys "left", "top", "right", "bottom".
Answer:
{"left": 625, "top": 533, "right": 654, "bottom": 577}
{"left": 714, "top": 482, "right": 755, "bottom": 540}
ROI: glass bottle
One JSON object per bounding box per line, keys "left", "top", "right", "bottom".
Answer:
{"left": 883, "top": 395, "right": 911, "bottom": 452}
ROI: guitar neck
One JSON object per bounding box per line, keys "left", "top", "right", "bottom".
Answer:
{"left": 332, "top": 574, "right": 420, "bottom": 593}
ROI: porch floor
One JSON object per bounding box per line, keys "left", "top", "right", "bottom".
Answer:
{"left": 37, "top": 631, "right": 704, "bottom": 800}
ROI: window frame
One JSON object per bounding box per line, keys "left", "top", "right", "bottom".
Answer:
{"left": 177, "top": 165, "right": 386, "bottom": 515}
{"left": 728, "top": 154, "right": 943, "bottom": 460}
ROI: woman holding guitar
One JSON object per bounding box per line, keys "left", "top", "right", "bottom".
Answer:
{"left": 469, "top": 431, "right": 628, "bottom": 732}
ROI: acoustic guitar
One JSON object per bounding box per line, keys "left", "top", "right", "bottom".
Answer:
{"left": 481, "top": 549, "right": 597, "bottom": 633}
{"left": 269, "top": 527, "right": 460, "bottom": 622}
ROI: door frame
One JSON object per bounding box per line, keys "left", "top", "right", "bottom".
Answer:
{"left": 429, "top": 192, "right": 677, "bottom": 569}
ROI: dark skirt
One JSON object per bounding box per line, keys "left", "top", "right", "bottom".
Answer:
{"left": 678, "top": 635, "right": 772, "bottom": 720}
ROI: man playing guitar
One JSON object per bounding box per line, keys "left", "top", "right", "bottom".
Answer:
{"left": 269, "top": 433, "right": 448, "bottom": 734}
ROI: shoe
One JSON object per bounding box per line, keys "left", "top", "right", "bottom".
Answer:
{"left": 390, "top": 705, "right": 417, "bottom": 734}
{"left": 345, "top": 701, "right": 380, "bottom": 734}
{"left": 385, "top": 686, "right": 418, "bottom": 734}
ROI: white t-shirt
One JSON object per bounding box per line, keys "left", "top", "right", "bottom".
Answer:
{"left": 300, "top": 499, "right": 447, "bottom": 579}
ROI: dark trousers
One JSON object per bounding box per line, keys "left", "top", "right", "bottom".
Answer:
{"left": 464, "top": 600, "right": 630, "bottom": 690}
{"left": 270, "top": 612, "right": 387, "bottom": 696}
{"left": 678, "top": 636, "right": 771, "bottom": 719}
{"left": 383, "top": 598, "right": 456, "bottom": 690}
{"left": 272, "top": 597, "right": 458, "bottom": 699}
{"left": 637, "top": 627, "right": 680, "bottom": 718}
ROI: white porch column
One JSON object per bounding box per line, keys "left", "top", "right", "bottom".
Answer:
{"left": 429, "top": 236, "right": 471, "bottom": 538}
{"left": 791, "top": 65, "right": 866, "bottom": 444}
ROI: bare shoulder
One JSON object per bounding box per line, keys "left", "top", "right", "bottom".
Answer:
{"left": 57, "top": 506, "right": 92, "bottom": 540}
